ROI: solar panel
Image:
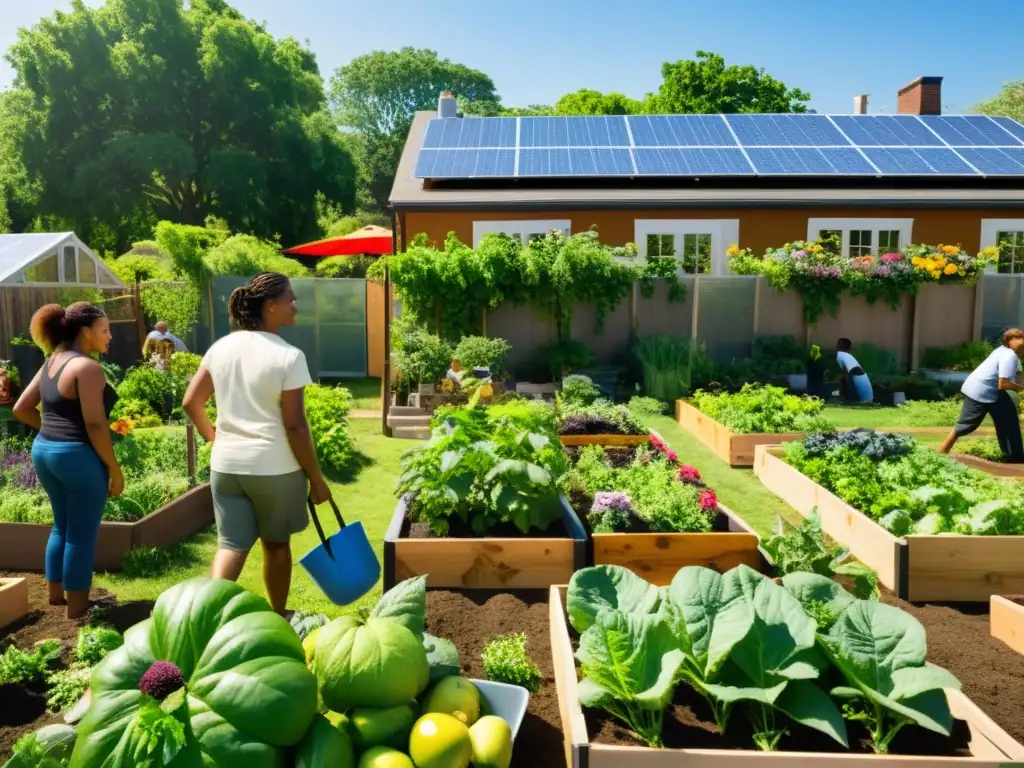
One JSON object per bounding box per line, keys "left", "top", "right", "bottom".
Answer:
{"left": 627, "top": 115, "right": 736, "bottom": 147}
{"left": 413, "top": 113, "right": 1024, "bottom": 179}
{"left": 632, "top": 148, "right": 753, "bottom": 175}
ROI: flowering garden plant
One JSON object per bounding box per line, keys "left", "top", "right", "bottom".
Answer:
{"left": 729, "top": 240, "right": 997, "bottom": 323}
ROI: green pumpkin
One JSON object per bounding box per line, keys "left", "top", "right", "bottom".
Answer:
{"left": 69, "top": 578, "right": 318, "bottom": 768}
{"left": 295, "top": 714, "right": 355, "bottom": 768}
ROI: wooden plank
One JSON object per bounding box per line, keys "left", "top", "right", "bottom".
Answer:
{"left": 753, "top": 446, "right": 901, "bottom": 593}
{"left": 991, "top": 595, "right": 1024, "bottom": 658}
{"left": 550, "top": 586, "right": 1022, "bottom": 768}
{"left": 729, "top": 430, "right": 804, "bottom": 466}
{"left": 906, "top": 535, "right": 1024, "bottom": 602}
{"left": 395, "top": 538, "right": 576, "bottom": 589}
{"left": 559, "top": 434, "right": 649, "bottom": 447}
{"left": 950, "top": 453, "right": 1024, "bottom": 479}
{"left": 130, "top": 483, "right": 213, "bottom": 550}
{"left": 591, "top": 530, "right": 760, "bottom": 585}
{"left": 676, "top": 401, "right": 803, "bottom": 467}
{"left": 0, "top": 577, "right": 29, "bottom": 629}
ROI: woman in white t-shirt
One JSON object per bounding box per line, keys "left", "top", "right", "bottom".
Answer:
{"left": 182, "top": 272, "right": 332, "bottom": 615}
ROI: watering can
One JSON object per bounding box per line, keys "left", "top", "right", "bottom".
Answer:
{"left": 299, "top": 496, "right": 380, "bottom": 606}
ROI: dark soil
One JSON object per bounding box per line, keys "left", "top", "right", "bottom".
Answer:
{"left": 0, "top": 571, "right": 154, "bottom": 759}
{"left": 426, "top": 589, "right": 564, "bottom": 768}
{"left": 404, "top": 514, "right": 571, "bottom": 539}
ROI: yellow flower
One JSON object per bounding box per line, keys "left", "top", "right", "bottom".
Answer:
{"left": 943, "top": 263, "right": 958, "bottom": 275}
{"left": 808, "top": 244, "right": 823, "bottom": 254}
{"left": 941, "top": 244, "right": 959, "bottom": 255}
{"left": 929, "top": 270, "right": 941, "bottom": 279}
{"left": 911, "top": 256, "right": 924, "bottom": 267}
{"left": 935, "top": 257, "right": 947, "bottom": 268}
{"left": 727, "top": 244, "right": 740, "bottom": 257}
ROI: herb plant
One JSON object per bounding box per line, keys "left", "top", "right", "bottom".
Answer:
{"left": 482, "top": 633, "right": 543, "bottom": 693}
{"left": 0, "top": 639, "right": 62, "bottom": 685}
{"left": 74, "top": 625, "right": 124, "bottom": 666}
{"left": 560, "top": 374, "right": 601, "bottom": 406}
{"left": 693, "top": 384, "right": 832, "bottom": 435}
{"left": 47, "top": 665, "right": 92, "bottom": 713}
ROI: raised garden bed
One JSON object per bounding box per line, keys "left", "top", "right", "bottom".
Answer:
{"left": 0, "top": 483, "right": 213, "bottom": 572}
{"left": 951, "top": 453, "right": 1024, "bottom": 479}
{"left": 549, "top": 583, "right": 1024, "bottom": 766}
{"left": 676, "top": 400, "right": 804, "bottom": 467}
{"left": 990, "top": 595, "right": 1024, "bottom": 657}
{"left": 0, "top": 577, "right": 28, "bottom": 629}
{"left": 383, "top": 494, "right": 587, "bottom": 591}
{"left": 754, "top": 445, "right": 1024, "bottom": 602}
{"left": 559, "top": 433, "right": 650, "bottom": 448}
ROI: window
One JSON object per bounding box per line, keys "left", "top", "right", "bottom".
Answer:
{"left": 78, "top": 251, "right": 97, "bottom": 283}
{"left": 62, "top": 246, "right": 77, "bottom": 283}
{"left": 635, "top": 219, "right": 739, "bottom": 277}
{"left": 807, "top": 219, "right": 913, "bottom": 258}
{"left": 472, "top": 220, "right": 571, "bottom": 248}
{"left": 981, "top": 220, "right": 1024, "bottom": 274}
{"left": 25, "top": 252, "right": 59, "bottom": 283}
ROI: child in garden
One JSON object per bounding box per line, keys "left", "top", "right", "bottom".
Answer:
{"left": 939, "top": 327, "right": 1024, "bottom": 461}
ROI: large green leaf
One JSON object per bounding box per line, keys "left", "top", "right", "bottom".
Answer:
{"left": 567, "top": 566, "right": 663, "bottom": 633}
{"left": 70, "top": 579, "right": 317, "bottom": 767}
{"left": 666, "top": 566, "right": 745, "bottom": 679}
{"left": 371, "top": 576, "right": 427, "bottom": 639}
{"left": 423, "top": 633, "right": 461, "bottom": 684}
{"left": 821, "top": 600, "right": 960, "bottom": 736}
{"left": 575, "top": 611, "right": 683, "bottom": 711}
{"left": 780, "top": 572, "right": 856, "bottom": 617}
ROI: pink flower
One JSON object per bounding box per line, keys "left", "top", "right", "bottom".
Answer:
{"left": 699, "top": 490, "right": 718, "bottom": 511}
{"left": 665, "top": 449, "right": 678, "bottom": 463}
{"left": 881, "top": 253, "right": 903, "bottom": 263}
{"left": 649, "top": 434, "right": 666, "bottom": 451}
{"left": 678, "top": 464, "right": 702, "bottom": 483}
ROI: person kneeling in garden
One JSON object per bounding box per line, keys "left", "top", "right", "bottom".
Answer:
{"left": 940, "top": 327, "right": 1024, "bottom": 462}
{"left": 183, "top": 271, "right": 333, "bottom": 615}
{"left": 836, "top": 337, "right": 873, "bottom": 403}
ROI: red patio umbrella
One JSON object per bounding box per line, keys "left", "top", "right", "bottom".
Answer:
{"left": 281, "top": 225, "right": 393, "bottom": 257}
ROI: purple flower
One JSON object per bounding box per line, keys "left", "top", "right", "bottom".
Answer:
{"left": 791, "top": 250, "right": 807, "bottom": 259}
{"left": 139, "top": 661, "right": 185, "bottom": 700}
{"left": 872, "top": 265, "right": 892, "bottom": 278}
{"left": 591, "top": 492, "right": 632, "bottom": 515}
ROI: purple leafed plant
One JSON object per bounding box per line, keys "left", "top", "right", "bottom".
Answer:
{"left": 1, "top": 452, "right": 38, "bottom": 490}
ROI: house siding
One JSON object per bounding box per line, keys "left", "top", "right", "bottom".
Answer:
{"left": 402, "top": 207, "right": 1021, "bottom": 254}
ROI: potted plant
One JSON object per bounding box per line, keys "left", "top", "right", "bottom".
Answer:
{"left": 0, "top": 360, "right": 20, "bottom": 406}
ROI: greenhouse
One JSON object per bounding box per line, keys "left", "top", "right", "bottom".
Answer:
{"left": 0, "top": 232, "right": 123, "bottom": 288}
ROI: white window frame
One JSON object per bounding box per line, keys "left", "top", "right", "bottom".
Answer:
{"left": 635, "top": 219, "right": 739, "bottom": 277}
{"left": 472, "top": 219, "right": 571, "bottom": 248}
{"left": 806, "top": 218, "right": 913, "bottom": 258}
{"left": 980, "top": 219, "right": 1024, "bottom": 274}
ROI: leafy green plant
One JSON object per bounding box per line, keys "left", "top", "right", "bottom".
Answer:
{"left": 391, "top": 319, "right": 454, "bottom": 388}
{"left": 0, "top": 639, "right": 61, "bottom": 685}
{"left": 558, "top": 399, "right": 645, "bottom": 436}
{"left": 921, "top": 340, "right": 994, "bottom": 371}
{"left": 633, "top": 334, "right": 715, "bottom": 404}
{"left": 693, "top": 384, "right": 832, "bottom": 434}
{"left": 47, "top": 664, "right": 92, "bottom": 713}
{"left": 74, "top": 625, "right": 124, "bottom": 666}
{"left": 116, "top": 365, "right": 172, "bottom": 417}
{"left": 5, "top": 724, "right": 76, "bottom": 767}
{"left": 560, "top": 374, "right": 601, "bottom": 406}
{"left": 453, "top": 335, "right": 511, "bottom": 377}
{"left": 481, "top": 633, "right": 543, "bottom": 693}
{"left": 627, "top": 396, "right": 667, "bottom": 417}
{"left": 110, "top": 398, "right": 162, "bottom": 428}
{"left": 202, "top": 234, "right": 310, "bottom": 278}
{"left": 750, "top": 334, "right": 807, "bottom": 376}
{"left": 304, "top": 384, "right": 354, "bottom": 473}
{"left": 103, "top": 474, "right": 189, "bottom": 522}
{"left": 315, "top": 255, "right": 376, "bottom": 279}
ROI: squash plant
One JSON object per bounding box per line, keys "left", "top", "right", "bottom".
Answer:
{"left": 69, "top": 578, "right": 318, "bottom": 767}
{"left": 566, "top": 564, "right": 960, "bottom": 753}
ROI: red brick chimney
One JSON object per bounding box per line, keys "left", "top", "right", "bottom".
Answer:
{"left": 897, "top": 77, "right": 943, "bottom": 116}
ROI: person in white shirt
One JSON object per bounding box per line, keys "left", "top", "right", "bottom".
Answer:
{"left": 836, "top": 338, "right": 873, "bottom": 403}
{"left": 940, "top": 328, "right": 1024, "bottom": 461}
{"left": 142, "top": 321, "right": 188, "bottom": 359}
{"left": 182, "top": 272, "right": 332, "bottom": 615}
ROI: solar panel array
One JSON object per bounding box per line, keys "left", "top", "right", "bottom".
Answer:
{"left": 413, "top": 114, "right": 1024, "bottom": 180}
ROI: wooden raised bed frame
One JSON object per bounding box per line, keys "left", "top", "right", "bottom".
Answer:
{"left": 549, "top": 585, "right": 1024, "bottom": 767}
{"left": 990, "top": 595, "right": 1024, "bottom": 657}
{"left": 754, "top": 445, "right": 1024, "bottom": 602}
{"left": 0, "top": 577, "right": 29, "bottom": 629}
{"left": 0, "top": 483, "right": 213, "bottom": 572}
{"left": 676, "top": 400, "right": 804, "bottom": 467}
{"left": 382, "top": 495, "right": 587, "bottom": 591}
{"left": 951, "top": 453, "right": 1024, "bottom": 479}
{"left": 559, "top": 433, "right": 650, "bottom": 448}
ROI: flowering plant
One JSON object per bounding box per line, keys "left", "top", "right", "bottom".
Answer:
{"left": 589, "top": 491, "right": 635, "bottom": 533}
{"left": 677, "top": 464, "right": 703, "bottom": 484}
{"left": 111, "top": 418, "right": 136, "bottom": 437}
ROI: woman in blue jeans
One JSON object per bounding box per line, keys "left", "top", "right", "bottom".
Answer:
{"left": 13, "top": 302, "right": 122, "bottom": 619}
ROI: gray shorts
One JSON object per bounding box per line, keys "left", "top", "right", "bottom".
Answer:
{"left": 211, "top": 470, "right": 309, "bottom": 552}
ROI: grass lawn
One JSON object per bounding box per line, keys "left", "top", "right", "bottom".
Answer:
{"left": 96, "top": 418, "right": 408, "bottom": 617}
{"left": 822, "top": 400, "right": 963, "bottom": 430}
{"left": 328, "top": 377, "right": 383, "bottom": 412}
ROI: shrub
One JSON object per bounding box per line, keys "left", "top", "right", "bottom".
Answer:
{"left": 315, "top": 255, "right": 376, "bottom": 278}
{"left": 203, "top": 234, "right": 310, "bottom": 278}
{"left": 391, "top": 320, "right": 453, "bottom": 387}
{"left": 305, "top": 384, "right": 354, "bottom": 473}
{"left": 921, "top": 340, "right": 995, "bottom": 372}
{"left": 0, "top": 487, "right": 51, "bottom": 523}
{"left": 628, "top": 396, "right": 667, "bottom": 417}
{"left": 116, "top": 366, "right": 172, "bottom": 416}
{"left": 453, "top": 336, "right": 511, "bottom": 377}
{"left": 633, "top": 334, "right": 716, "bottom": 403}
{"left": 115, "top": 429, "right": 188, "bottom": 479}
{"left": 560, "top": 374, "right": 600, "bottom": 406}
{"left": 103, "top": 474, "right": 189, "bottom": 522}
{"left": 110, "top": 399, "right": 162, "bottom": 428}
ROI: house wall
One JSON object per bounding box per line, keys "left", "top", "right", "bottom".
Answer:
{"left": 404, "top": 207, "right": 1017, "bottom": 254}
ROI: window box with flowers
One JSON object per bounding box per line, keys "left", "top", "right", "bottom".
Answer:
{"left": 729, "top": 239, "right": 996, "bottom": 324}
{"left": 563, "top": 431, "right": 764, "bottom": 584}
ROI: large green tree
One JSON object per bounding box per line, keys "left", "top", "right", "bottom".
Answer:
{"left": 649, "top": 50, "right": 810, "bottom": 114}
{"left": 974, "top": 80, "right": 1024, "bottom": 123}
{"left": 5, "top": 0, "right": 357, "bottom": 251}
{"left": 553, "top": 88, "right": 645, "bottom": 116}
{"left": 0, "top": 89, "right": 40, "bottom": 233}
{"left": 329, "top": 47, "right": 499, "bottom": 209}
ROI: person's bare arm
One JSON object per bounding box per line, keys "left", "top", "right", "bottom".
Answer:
{"left": 182, "top": 368, "right": 216, "bottom": 443}
{"left": 282, "top": 388, "right": 331, "bottom": 503}
{"left": 998, "top": 377, "right": 1024, "bottom": 392}
{"left": 12, "top": 369, "right": 42, "bottom": 431}
{"left": 77, "top": 362, "right": 123, "bottom": 496}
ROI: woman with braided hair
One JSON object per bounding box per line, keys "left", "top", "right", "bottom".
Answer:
{"left": 13, "top": 302, "right": 122, "bottom": 619}
{"left": 183, "top": 272, "right": 332, "bottom": 615}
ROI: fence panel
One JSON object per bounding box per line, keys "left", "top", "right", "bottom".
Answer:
{"left": 982, "top": 274, "right": 1024, "bottom": 341}
{"left": 696, "top": 277, "right": 757, "bottom": 364}
{"left": 316, "top": 278, "right": 367, "bottom": 377}
{"left": 635, "top": 277, "right": 695, "bottom": 338}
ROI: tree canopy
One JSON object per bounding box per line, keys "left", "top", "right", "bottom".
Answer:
{"left": 974, "top": 80, "right": 1024, "bottom": 123}
{"left": 4, "top": 0, "right": 357, "bottom": 252}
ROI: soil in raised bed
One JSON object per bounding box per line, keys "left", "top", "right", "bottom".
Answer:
{"left": 403, "top": 511, "right": 573, "bottom": 540}
{"left": 0, "top": 571, "right": 154, "bottom": 760}
{"left": 425, "top": 589, "right": 564, "bottom": 768}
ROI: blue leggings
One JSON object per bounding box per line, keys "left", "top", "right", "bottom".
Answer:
{"left": 32, "top": 437, "right": 108, "bottom": 592}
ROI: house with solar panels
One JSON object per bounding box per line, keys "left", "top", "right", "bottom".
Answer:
{"left": 388, "top": 78, "right": 1024, "bottom": 277}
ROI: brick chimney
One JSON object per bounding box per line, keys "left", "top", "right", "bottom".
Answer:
{"left": 897, "top": 77, "right": 942, "bottom": 116}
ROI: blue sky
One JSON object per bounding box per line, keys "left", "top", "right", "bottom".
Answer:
{"left": 1, "top": 0, "right": 1022, "bottom": 114}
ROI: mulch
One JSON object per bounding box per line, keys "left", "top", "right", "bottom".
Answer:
{"left": 0, "top": 571, "right": 154, "bottom": 759}
{"left": 426, "top": 589, "right": 565, "bottom": 768}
